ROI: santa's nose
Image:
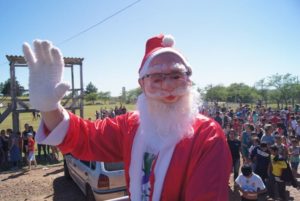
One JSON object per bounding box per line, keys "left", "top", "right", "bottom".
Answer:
{"left": 160, "top": 78, "right": 176, "bottom": 91}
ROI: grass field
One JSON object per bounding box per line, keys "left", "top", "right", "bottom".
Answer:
{"left": 0, "top": 103, "right": 136, "bottom": 131}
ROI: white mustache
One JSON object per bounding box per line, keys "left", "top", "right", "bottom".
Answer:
{"left": 147, "top": 86, "right": 189, "bottom": 99}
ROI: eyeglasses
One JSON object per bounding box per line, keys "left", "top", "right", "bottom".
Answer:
{"left": 142, "top": 71, "right": 191, "bottom": 83}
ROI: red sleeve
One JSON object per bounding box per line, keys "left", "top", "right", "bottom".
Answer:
{"left": 185, "top": 119, "right": 232, "bottom": 201}
{"left": 58, "top": 112, "right": 137, "bottom": 162}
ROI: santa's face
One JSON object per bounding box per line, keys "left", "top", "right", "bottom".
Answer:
{"left": 139, "top": 53, "right": 191, "bottom": 103}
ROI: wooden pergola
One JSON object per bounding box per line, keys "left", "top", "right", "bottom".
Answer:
{"left": 0, "top": 55, "right": 84, "bottom": 132}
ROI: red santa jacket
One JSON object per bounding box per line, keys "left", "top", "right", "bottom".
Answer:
{"left": 58, "top": 111, "right": 232, "bottom": 201}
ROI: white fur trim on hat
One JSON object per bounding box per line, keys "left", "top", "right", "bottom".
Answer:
{"left": 139, "top": 48, "right": 191, "bottom": 78}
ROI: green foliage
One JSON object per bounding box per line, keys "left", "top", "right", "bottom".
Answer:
{"left": 254, "top": 78, "right": 269, "bottom": 105}
{"left": 205, "top": 84, "right": 227, "bottom": 102}
{"left": 126, "top": 87, "right": 142, "bottom": 104}
{"left": 204, "top": 73, "right": 300, "bottom": 108}
{"left": 227, "top": 83, "right": 259, "bottom": 103}
{"left": 204, "top": 83, "right": 259, "bottom": 104}
{"left": 1, "top": 78, "right": 25, "bottom": 96}
{"left": 120, "top": 87, "right": 127, "bottom": 103}
{"left": 98, "top": 91, "right": 111, "bottom": 104}
{"left": 267, "top": 73, "right": 297, "bottom": 106}
{"left": 268, "top": 89, "right": 281, "bottom": 108}
{"left": 85, "top": 82, "right": 98, "bottom": 94}
{"left": 0, "top": 82, "right": 4, "bottom": 94}
{"left": 85, "top": 92, "right": 98, "bottom": 104}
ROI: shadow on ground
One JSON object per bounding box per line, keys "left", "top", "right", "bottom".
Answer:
{"left": 51, "top": 176, "right": 85, "bottom": 201}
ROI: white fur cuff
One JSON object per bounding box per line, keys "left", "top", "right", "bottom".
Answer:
{"left": 35, "top": 109, "right": 70, "bottom": 145}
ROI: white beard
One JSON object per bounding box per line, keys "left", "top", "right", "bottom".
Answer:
{"left": 136, "top": 87, "right": 201, "bottom": 153}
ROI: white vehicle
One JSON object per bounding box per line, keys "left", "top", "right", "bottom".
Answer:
{"left": 64, "top": 154, "right": 127, "bottom": 201}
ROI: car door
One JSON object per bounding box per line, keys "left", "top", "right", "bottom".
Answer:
{"left": 65, "top": 154, "right": 79, "bottom": 181}
{"left": 72, "top": 159, "right": 90, "bottom": 193}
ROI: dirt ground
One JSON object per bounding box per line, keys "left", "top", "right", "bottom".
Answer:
{"left": 0, "top": 163, "right": 123, "bottom": 201}
{"left": 0, "top": 163, "right": 300, "bottom": 201}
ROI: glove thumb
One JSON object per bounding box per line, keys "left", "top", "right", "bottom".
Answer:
{"left": 54, "top": 82, "right": 70, "bottom": 100}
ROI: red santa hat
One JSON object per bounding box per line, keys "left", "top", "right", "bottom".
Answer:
{"left": 139, "top": 34, "right": 192, "bottom": 78}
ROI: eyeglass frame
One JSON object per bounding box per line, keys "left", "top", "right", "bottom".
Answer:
{"left": 140, "top": 70, "right": 192, "bottom": 81}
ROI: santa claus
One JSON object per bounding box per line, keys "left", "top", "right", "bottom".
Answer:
{"left": 23, "top": 34, "right": 232, "bottom": 201}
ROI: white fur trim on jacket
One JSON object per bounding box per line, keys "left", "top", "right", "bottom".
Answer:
{"left": 35, "top": 109, "right": 70, "bottom": 145}
{"left": 129, "top": 128, "right": 176, "bottom": 201}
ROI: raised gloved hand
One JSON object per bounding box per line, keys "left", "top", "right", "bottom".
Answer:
{"left": 23, "top": 40, "right": 70, "bottom": 112}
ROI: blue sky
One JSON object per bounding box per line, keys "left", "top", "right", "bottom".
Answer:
{"left": 1, "top": 0, "right": 299, "bottom": 96}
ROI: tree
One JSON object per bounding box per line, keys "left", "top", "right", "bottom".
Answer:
{"left": 98, "top": 91, "right": 111, "bottom": 104}
{"left": 226, "top": 83, "right": 258, "bottom": 104}
{"left": 85, "top": 82, "right": 98, "bottom": 94}
{"left": 255, "top": 78, "right": 269, "bottom": 106}
{"left": 267, "top": 73, "right": 297, "bottom": 107}
{"left": 196, "top": 87, "right": 206, "bottom": 101}
{"left": 85, "top": 93, "right": 98, "bottom": 104}
{"left": 238, "top": 86, "right": 259, "bottom": 104}
{"left": 204, "top": 84, "right": 227, "bottom": 103}
{"left": 1, "top": 78, "right": 25, "bottom": 96}
{"left": 126, "top": 87, "right": 142, "bottom": 104}
{"left": 0, "top": 82, "right": 4, "bottom": 94}
{"left": 290, "top": 80, "right": 300, "bottom": 107}
{"left": 121, "top": 87, "right": 126, "bottom": 103}
{"left": 269, "top": 89, "right": 282, "bottom": 109}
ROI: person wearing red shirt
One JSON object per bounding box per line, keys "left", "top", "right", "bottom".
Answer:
{"left": 271, "top": 112, "right": 281, "bottom": 126}
{"left": 27, "top": 133, "right": 37, "bottom": 170}
{"left": 23, "top": 34, "right": 232, "bottom": 201}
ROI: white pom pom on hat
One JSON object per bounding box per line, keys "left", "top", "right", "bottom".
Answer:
{"left": 162, "top": 35, "right": 175, "bottom": 47}
{"left": 139, "top": 34, "right": 191, "bottom": 78}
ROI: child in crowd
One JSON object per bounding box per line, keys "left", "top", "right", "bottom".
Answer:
{"left": 227, "top": 129, "right": 241, "bottom": 181}
{"left": 268, "top": 145, "right": 288, "bottom": 200}
{"left": 235, "top": 164, "right": 267, "bottom": 201}
{"left": 27, "top": 133, "right": 37, "bottom": 170}
{"left": 289, "top": 138, "right": 300, "bottom": 177}
{"left": 250, "top": 142, "right": 270, "bottom": 186}
{"left": 248, "top": 137, "right": 260, "bottom": 170}
{"left": 9, "top": 129, "right": 21, "bottom": 170}
{"left": 249, "top": 137, "right": 260, "bottom": 156}
{"left": 241, "top": 124, "right": 254, "bottom": 164}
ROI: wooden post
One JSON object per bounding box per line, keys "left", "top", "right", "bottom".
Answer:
{"left": 71, "top": 65, "right": 75, "bottom": 114}
{"left": 10, "top": 61, "right": 19, "bottom": 132}
{"left": 80, "top": 62, "right": 84, "bottom": 118}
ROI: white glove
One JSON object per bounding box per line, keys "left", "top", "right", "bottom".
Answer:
{"left": 23, "top": 40, "right": 70, "bottom": 112}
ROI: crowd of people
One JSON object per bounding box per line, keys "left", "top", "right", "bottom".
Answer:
{"left": 202, "top": 103, "right": 300, "bottom": 200}
{"left": 0, "top": 123, "right": 60, "bottom": 171}
{"left": 95, "top": 105, "right": 127, "bottom": 120}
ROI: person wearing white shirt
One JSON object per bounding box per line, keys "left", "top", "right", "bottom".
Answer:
{"left": 235, "top": 164, "right": 267, "bottom": 201}
{"left": 290, "top": 116, "right": 297, "bottom": 133}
